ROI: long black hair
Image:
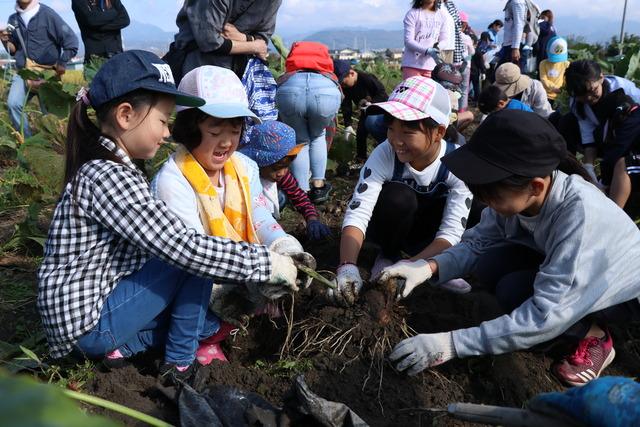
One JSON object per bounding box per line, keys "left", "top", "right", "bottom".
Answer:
{"left": 467, "top": 155, "right": 593, "bottom": 204}
{"left": 64, "top": 89, "right": 163, "bottom": 191}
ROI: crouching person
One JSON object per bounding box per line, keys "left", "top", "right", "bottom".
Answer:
{"left": 331, "top": 77, "right": 474, "bottom": 306}
{"left": 38, "top": 52, "right": 302, "bottom": 386}
{"left": 239, "top": 120, "right": 332, "bottom": 241}
{"left": 152, "top": 66, "right": 315, "bottom": 364}
{"left": 379, "top": 110, "right": 640, "bottom": 387}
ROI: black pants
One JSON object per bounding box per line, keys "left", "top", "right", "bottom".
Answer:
{"left": 476, "top": 244, "right": 640, "bottom": 341}
{"left": 367, "top": 182, "right": 446, "bottom": 258}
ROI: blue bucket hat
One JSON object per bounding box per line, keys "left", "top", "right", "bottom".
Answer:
{"left": 239, "top": 121, "right": 304, "bottom": 167}
{"left": 547, "top": 36, "right": 568, "bottom": 63}
{"left": 89, "top": 50, "right": 204, "bottom": 109}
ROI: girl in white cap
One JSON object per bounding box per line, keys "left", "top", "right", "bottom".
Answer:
{"left": 331, "top": 76, "right": 473, "bottom": 306}
{"left": 152, "top": 66, "right": 315, "bottom": 364}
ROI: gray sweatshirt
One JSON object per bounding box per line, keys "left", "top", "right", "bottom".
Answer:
{"left": 432, "top": 171, "right": 640, "bottom": 358}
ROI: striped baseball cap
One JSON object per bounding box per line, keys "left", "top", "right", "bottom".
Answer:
{"left": 366, "top": 77, "right": 451, "bottom": 127}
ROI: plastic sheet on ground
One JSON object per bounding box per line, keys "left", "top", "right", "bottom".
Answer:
{"left": 178, "top": 374, "right": 368, "bottom": 427}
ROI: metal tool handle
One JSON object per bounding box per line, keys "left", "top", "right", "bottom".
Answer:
{"left": 448, "top": 403, "right": 573, "bottom": 427}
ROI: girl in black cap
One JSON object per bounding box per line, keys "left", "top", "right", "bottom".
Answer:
{"left": 378, "top": 109, "right": 640, "bottom": 388}
{"left": 37, "top": 51, "right": 302, "bottom": 386}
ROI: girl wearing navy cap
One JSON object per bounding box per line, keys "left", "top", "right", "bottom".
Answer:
{"left": 379, "top": 109, "right": 640, "bottom": 388}
{"left": 37, "top": 51, "right": 302, "bottom": 385}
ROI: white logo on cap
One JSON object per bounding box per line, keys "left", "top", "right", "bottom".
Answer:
{"left": 152, "top": 63, "right": 175, "bottom": 85}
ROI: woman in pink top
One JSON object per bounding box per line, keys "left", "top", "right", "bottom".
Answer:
{"left": 402, "top": 0, "right": 450, "bottom": 80}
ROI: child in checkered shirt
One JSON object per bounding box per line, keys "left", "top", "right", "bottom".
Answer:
{"left": 331, "top": 77, "right": 474, "bottom": 306}
{"left": 37, "top": 51, "right": 302, "bottom": 386}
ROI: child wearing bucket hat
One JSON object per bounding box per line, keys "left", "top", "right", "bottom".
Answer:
{"left": 38, "top": 51, "right": 302, "bottom": 386}
{"left": 539, "top": 36, "right": 570, "bottom": 106}
{"left": 153, "top": 66, "right": 316, "bottom": 363}
{"left": 330, "top": 76, "right": 474, "bottom": 307}
{"left": 379, "top": 109, "right": 640, "bottom": 387}
{"left": 239, "top": 121, "right": 332, "bottom": 241}
{"left": 494, "top": 62, "right": 553, "bottom": 117}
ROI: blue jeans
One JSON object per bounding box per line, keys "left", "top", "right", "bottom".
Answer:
{"left": 76, "top": 258, "right": 220, "bottom": 365}
{"left": 276, "top": 72, "right": 341, "bottom": 191}
{"left": 364, "top": 114, "right": 388, "bottom": 143}
{"left": 7, "top": 73, "right": 45, "bottom": 137}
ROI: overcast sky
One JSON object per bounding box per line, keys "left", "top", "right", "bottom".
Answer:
{"left": 0, "top": 0, "right": 634, "bottom": 37}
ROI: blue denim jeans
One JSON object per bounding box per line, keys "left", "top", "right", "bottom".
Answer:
{"left": 75, "top": 258, "right": 220, "bottom": 365}
{"left": 364, "top": 114, "right": 388, "bottom": 143}
{"left": 276, "top": 72, "right": 341, "bottom": 191}
{"left": 7, "top": 73, "right": 45, "bottom": 138}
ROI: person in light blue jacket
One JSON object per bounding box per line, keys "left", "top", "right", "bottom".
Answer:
{"left": 376, "top": 110, "right": 640, "bottom": 388}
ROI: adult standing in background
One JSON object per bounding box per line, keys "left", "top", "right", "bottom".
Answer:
{"left": 1, "top": 0, "right": 78, "bottom": 137}
{"left": 498, "top": 0, "right": 527, "bottom": 69}
{"left": 401, "top": 0, "right": 449, "bottom": 80}
{"left": 172, "top": 0, "right": 282, "bottom": 80}
{"left": 72, "top": 0, "right": 130, "bottom": 64}
{"left": 439, "top": 0, "right": 464, "bottom": 65}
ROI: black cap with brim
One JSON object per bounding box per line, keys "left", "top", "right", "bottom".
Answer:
{"left": 442, "top": 109, "right": 567, "bottom": 185}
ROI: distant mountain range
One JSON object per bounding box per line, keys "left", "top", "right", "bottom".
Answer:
{"left": 110, "top": 16, "right": 640, "bottom": 57}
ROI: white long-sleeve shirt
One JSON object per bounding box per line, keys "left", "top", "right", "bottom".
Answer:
{"left": 502, "top": 0, "right": 527, "bottom": 48}
{"left": 151, "top": 152, "right": 287, "bottom": 246}
{"left": 401, "top": 7, "right": 450, "bottom": 71}
{"left": 342, "top": 140, "right": 472, "bottom": 246}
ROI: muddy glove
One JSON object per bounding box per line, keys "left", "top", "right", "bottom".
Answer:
{"left": 425, "top": 47, "right": 440, "bottom": 59}
{"left": 344, "top": 126, "right": 356, "bottom": 141}
{"left": 307, "top": 219, "right": 331, "bottom": 241}
{"left": 262, "top": 251, "right": 299, "bottom": 299}
{"left": 375, "top": 259, "right": 432, "bottom": 300}
{"left": 269, "top": 235, "right": 316, "bottom": 288}
{"left": 329, "top": 263, "right": 362, "bottom": 306}
{"left": 389, "top": 332, "right": 456, "bottom": 376}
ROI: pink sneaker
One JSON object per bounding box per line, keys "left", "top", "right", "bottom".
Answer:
{"left": 195, "top": 322, "right": 235, "bottom": 365}
{"left": 552, "top": 331, "right": 615, "bottom": 387}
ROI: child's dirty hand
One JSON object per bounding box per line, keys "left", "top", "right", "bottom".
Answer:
{"left": 329, "top": 264, "right": 362, "bottom": 306}
{"left": 389, "top": 332, "right": 456, "bottom": 376}
{"left": 307, "top": 219, "right": 331, "bottom": 240}
{"left": 375, "top": 259, "right": 432, "bottom": 300}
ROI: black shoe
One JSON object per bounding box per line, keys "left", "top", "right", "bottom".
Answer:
{"left": 309, "top": 182, "right": 333, "bottom": 204}
{"left": 158, "top": 362, "right": 199, "bottom": 387}
{"left": 101, "top": 356, "right": 129, "bottom": 371}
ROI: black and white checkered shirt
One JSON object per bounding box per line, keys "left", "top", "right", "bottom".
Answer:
{"left": 440, "top": 0, "right": 464, "bottom": 64}
{"left": 37, "top": 137, "right": 271, "bottom": 358}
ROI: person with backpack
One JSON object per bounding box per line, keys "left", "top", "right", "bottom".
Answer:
{"left": 72, "top": 0, "right": 130, "bottom": 64}
{"left": 1, "top": 0, "right": 79, "bottom": 137}
{"left": 37, "top": 51, "right": 302, "bottom": 385}
{"left": 378, "top": 110, "right": 640, "bottom": 387}
{"left": 275, "top": 41, "right": 342, "bottom": 204}
{"left": 333, "top": 59, "right": 389, "bottom": 162}
{"left": 401, "top": 0, "right": 450, "bottom": 80}
{"left": 331, "top": 77, "right": 473, "bottom": 306}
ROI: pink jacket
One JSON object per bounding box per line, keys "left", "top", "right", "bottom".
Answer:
{"left": 401, "top": 7, "right": 450, "bottom": 71}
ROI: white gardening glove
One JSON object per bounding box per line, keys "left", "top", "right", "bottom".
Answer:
{"left": 389, "top": 332, "right": 456, "bottom": 376}
{"left": 375, "top": 259, "right": 432, "bottom": 300}
{"left": 343, "top": 126, "right": 356, "bottom": 141}
{"left": 263, "top": 250, "right": 299, "bottom": 299}
{"left": 269, "top": 235, "right": 317, "bottom": 288}
{"left": 328, "top": 263, "right": 363, "bottom": 306}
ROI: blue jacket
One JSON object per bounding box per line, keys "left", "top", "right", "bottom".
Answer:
{"left": 8, "top": 4, "right": 79, "bottom": 69}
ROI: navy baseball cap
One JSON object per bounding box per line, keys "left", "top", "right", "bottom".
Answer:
{"left": 89, "top": 50, "right": 205, "bottom": 109}
{"left": 333, "top": 59, "right": 351, "bottom": 82}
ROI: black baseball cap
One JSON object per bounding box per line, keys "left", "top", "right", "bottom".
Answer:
{"left": 442, "top": 110, "right": 567, "bottom": 185}
{"left": 89, "top": 50, "right": 205, "bottom": 109}
{"left": 333, "top": 59, "right": 351, "bottom": 82}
